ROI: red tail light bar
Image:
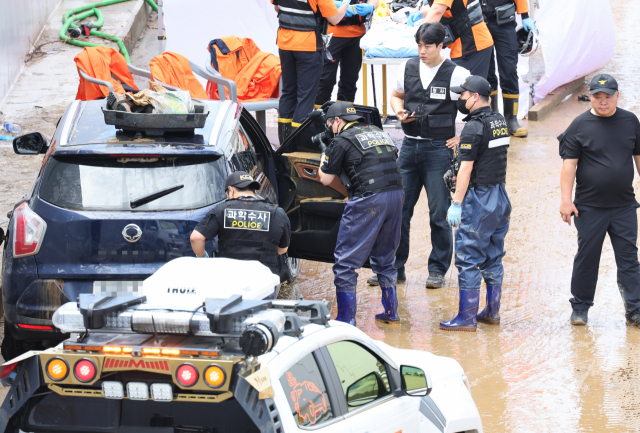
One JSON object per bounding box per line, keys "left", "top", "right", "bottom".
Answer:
{"left": 13, "top": 202, "right": 47, "bottom": 258}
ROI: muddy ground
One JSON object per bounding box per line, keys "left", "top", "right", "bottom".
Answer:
{"left": 0, "top": 0, "right": 639, "bottom": 431}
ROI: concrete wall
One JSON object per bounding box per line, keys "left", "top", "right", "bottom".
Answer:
{"left": 0, "top": 0, "right": 62, "bottom": 104}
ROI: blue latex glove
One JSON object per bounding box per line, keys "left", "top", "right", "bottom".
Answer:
{"left": 447, "top": 203, "right": 462, "bottom": 228}
{"left": 200, "top": 251, "right": 209, "bottom": 258}
{"left": 345, "top": 3, "right": 356, "bottom": 17}
{"left": 333, "top": 0, "right": 343, "bottom": 8}
{"left": 407, "top": 11, "right": 423, "bottom": 27}
{"left": 355, "top": 3, "right": 375, "bottom": 16}
{"left": 522, "top": 17, "right": 538, "bottom": 36}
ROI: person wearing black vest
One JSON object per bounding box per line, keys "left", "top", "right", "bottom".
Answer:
{"left": 318, "top": 102, "right": 404, "bottom": 326}
{"left": 481, "top": 0, "right": 538, "bottom": 137}
{"left": 271, "top": 0, "right": 349, "bottom": 145}
{"left": 367, "top": 23, "right": 469, "bottom": 290}
{"left": 190, "top": 171, "right": 291, "bottom": 281}
{"left": 440, "top": 75, "right": 511, "bottom": 332}
{"left": 314, "top": 0, "right": 379, "bottom": 108}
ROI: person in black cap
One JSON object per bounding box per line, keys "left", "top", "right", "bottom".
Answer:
{"left": 559, "top": 74, "right": 640, "bottom": 327}
{"left": 439, "top": 75, "right": 512, "bottom": 331}
{"left": 318, "top": 101, "right": 405, "bottom": 325}
{"left": 190, "top": 171, "right": 291, "bottom": 282}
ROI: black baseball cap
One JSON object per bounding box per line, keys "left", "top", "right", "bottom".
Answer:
{"left": 451, "top": 75, "right": 492, "bottom": 97}
{"left": 590, "top": 74, "right": 618, "bottom": 95}
{"left": 225, "top": 171, "right": 260, "bottom": 190}
{"left": 326, "top": 101, "right": 364, "bottom": 122}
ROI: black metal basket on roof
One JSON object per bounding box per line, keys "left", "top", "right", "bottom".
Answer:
{"left": 101, "top": 107, "right": 210, "bottom": 136}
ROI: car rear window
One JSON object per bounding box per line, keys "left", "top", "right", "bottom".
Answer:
{"left": 39, "top": 156, "right": 226, "bottom": 211}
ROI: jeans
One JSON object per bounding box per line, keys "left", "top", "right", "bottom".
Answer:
{"left": 334, "top": 189, "right": 405, "bottom": 292}
{"left": 455, "top": 184, "right": 511, "bottom": 291}
{"left": 571, "top": 204, "right": 640, "bottom": 317}
{"left": 395, "top": 137, "right": 453, "bottom": 275}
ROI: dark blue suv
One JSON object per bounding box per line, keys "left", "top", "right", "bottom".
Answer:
{"left": 2, "top": 98, "right": 382, "bottom": 359}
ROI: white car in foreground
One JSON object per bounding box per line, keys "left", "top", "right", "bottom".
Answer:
{"left": 0, "top": 258, "right": 482, "bottom": 433}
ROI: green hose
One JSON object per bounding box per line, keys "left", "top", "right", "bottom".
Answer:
{"left": 60, "top": 0, "right": 159, "bottom": 63}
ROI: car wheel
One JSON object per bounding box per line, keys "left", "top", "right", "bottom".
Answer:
{"left": 1, "top": 326, "right": 27, "bottom": 362}
{"left": 286, "top": 257, "right": 301, "bottom": 283}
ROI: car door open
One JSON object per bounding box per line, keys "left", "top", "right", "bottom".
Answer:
{"left": 274, "top": 104, "right": 384, "bottom": 263}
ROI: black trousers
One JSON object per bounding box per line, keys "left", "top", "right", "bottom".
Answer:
{"left": 279, "top": 49, "right": 324, "bottom": 124}
{"left": 451, "top": 46, "right": 493, "bottom": 79}
{"left": 571, "top": 204, "right": 640, "bottom": 317}
{"left": 315, "top": 36, "right": 363, "bottom": 106}
{"left": 486, "top": 20, "right": 519, "bottom": 95}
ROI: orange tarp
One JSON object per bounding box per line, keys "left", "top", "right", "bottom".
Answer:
{"left": 74, "top": 46, "right": 138, "bottom": 101}
{"left": 149, "top": 52, "right": 208, "bottom": 99}
{"left": 206, "top": 36, "right": 281, "bottom": 102}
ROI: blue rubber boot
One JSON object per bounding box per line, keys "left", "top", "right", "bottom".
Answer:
{"left": 440, "top": 290, "right": 480, "bottom": 332}
{"left": 375, "top": 286, "right": 400, "bottom": 325}
{"left": 335, "top": 292, "right": 357, "bottom": 326}
{"left": 477, "top": 285, "right": 502, "bottom": 325}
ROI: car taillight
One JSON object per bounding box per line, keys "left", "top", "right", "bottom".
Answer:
{"left": 0, "top": 363, "right": 18, "bottom": 379}
{"left": 13, "top": 202, "right": 47, "bottom": 258}
{"left": 74, "top": 359, "right": 97, "bottom": 382}
{"left": 176, "top": 363, "right": 198, "bottom": 387}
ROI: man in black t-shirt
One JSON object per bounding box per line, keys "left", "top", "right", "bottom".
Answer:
{"left": 190, "top": 171, "right": 291, "bottom": 282}
{"left": 559, "top": 74, "right": 640, "bottom": 328}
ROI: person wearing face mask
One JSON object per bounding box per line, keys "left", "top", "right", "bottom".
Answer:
{"left": 559, "top": 74, "right": 640, "bottom": 328}
{"left": 318, "top": 101, "right": 404, "bottom": 326}
{"left": 440, "top": 75, "right": 511, "bottom": 332}
{"left": 368, "top": 22, "right": 469, "bottom": 290}
{"left": 190, "top": 171, "right": 291, "bottom": 281}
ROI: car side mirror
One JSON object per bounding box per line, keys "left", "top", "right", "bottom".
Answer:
{"left": 13, "top": 132, "right": 48, "bottom": 155}
{"left": 0, "top": 227, "right": 4, "bottom": 248}
{"left": 346, "top": 372, "right": 383, "bottom": 408}
{"left": 400, "top": 365, "right": 431, "bottom": 397}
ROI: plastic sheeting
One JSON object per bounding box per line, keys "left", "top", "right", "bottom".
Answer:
{"left": 533, "top": 0, "right": 615, "bottom": 101}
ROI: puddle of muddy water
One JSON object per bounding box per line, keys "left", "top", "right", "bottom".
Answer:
{"left": 289, "top": 2, "right": 640, "bottom": 430}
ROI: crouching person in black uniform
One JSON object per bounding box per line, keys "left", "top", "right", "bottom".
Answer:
{"left": 440, "top": 76, "right": 511, "bottom": 332}
{"left": 318, "top": 102, "right": 405, "bottom": 325}
{"left": 190, "top": 171, "right": 291, "bottom": 282}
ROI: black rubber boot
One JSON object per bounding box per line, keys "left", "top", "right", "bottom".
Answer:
{"left": 570, "top": 309, "right": 588, "bottom": 326}
{"left": 502, "top": 95, "right": 528, "bottom": 137}
{"left": 278, "top": 119, "right": 292, "bottom": 145}
{"left": 490, "top": 90, "right": 499, "bottom": 113}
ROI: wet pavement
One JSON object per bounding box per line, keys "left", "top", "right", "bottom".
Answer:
{"left": 0, "top": 0, "right": 638, "bottom": 430}
{"left": 281, "top": 1, "right": 640, "bottom": 431}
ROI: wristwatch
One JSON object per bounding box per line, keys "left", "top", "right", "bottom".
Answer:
{"left": 452, "top": 200, "right": 462, "bottom": 207}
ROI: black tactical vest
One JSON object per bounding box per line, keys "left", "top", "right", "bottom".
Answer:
{"left": 215, "top": 198, "right": 280, "bottom": 275}
{"left": 469, "top": 110, "right": 510, "bottom": 187}
{"left": 402, "top": 58, "right": 457, "bottom": 140}
{"left": 277, "top": 0, "right": 327, "bottom": 51}
{"left": 338, "top": 123, "right": 403, "bottom": 198}
{"left": 337, "top": 0, "right": 366, "bottom": 27}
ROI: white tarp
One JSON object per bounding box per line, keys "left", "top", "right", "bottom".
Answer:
{"left": 533, "top": 0, "right": 615, "bottom": 102}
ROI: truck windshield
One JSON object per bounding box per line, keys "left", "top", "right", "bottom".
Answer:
{"left": 39, "top": 156, "right": 227, "bottom": 211}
